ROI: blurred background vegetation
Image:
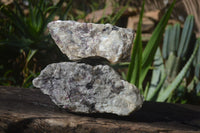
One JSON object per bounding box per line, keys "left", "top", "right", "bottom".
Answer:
{"left": 0, "top": 0, "right": 200, "bottom": 105}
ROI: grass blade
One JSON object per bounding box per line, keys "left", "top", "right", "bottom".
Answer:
{"left": 1, "top": 6, "right": 28, "bottom": 37}
{"left": 13, "top": 0, "right": 24, "bottom": 17}
{"left": 111, "top": 5, "right": 127, "bottom": 25}
{"left": 140, "top": 0, "right": 176, "bottom": 85}
{"left": 44, "top": 0, "right": 64, "bottom": 29}
{"left": 60, "top": 0, "right": 73, "bottom": 20}
{"left": 27, "top": 50, "right": 37, "bottom": 64}
{"left": 127, "top": 0, "right": 145, "bottom": 88}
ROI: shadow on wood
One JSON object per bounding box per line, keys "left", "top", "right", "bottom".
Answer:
{"left": 0, "top": 86, "right": 200, "bottom": 133}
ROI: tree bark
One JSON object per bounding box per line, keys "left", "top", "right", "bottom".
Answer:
{"left": 0, "top": 86, "right": 200, "bottom": 133}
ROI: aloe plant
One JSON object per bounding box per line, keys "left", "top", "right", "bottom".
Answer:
{"left": 127, "top": 0, "right": 176, "bottom": 89}
{"left": 146, "top": 15, "right": 200, "bottom": 102}
{"left": 125, "top": 0, "right": 200, "bottom": 103}
{"left": 145, "top": 48, "right": 166, "bottom": 100}
{"left": 157, "top": 39, "right": 200, "bottom": 102}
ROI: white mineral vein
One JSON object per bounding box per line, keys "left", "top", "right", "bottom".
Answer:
{"left": 33, "top": 62, "right": 143, "bottom": 116}
{"left": 48, "top": 20, "right": 134, "bottom": 63}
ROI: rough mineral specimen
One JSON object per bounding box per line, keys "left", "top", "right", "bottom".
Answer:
{"left": 33, "top": 62, "right": 143, "bottom": 116}
{"left": 48, "top": 20, "right": 134, "bottom": 63}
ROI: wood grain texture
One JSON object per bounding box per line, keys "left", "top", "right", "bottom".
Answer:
{"left": 0, "top": 86, "right": 200, "bottom": 133}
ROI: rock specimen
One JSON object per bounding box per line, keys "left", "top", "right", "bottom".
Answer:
{"left": 48, "top": 20, "right": 134, "bottom": 63}
{"left": 33, "top": 21, "right": 143, "bottom": 116}
{"left": 33, "top": 62, "right": 143, "bottom": 116}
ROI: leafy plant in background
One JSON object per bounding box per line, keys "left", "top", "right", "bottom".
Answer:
{"left": 153, "top": 40, "right": 199, "bottom": 102}
{"left": 0, "top": 0, "right": 72, "bottom": 87}
{"left": 190, "top": 44, "right": 200, "bottom": 103}
{"left": 145, "top": 15, "right": 200, "bottom": 103}
{"left": 0, "top": 0, "right": 128, "bottom": 87}
{"left": 146, "top": 16, "right": 200, "bottom": 103}
{"left": 92, "top": 1, "right": 129, "bottom": 25}
{"left": 126, "top": 0, "right": 200, "bottom": 103}
{"left": 21, "top": 49, "right": 37, "bottom": 88}
{"left": 127, "top": 0, "right": 176, "bottom": 89}
{"left": 99, "top": 5, "right": 128, "bottom": 25}
{"left": 66, "top": 0, "right": 128, "bottom": 25}
{"left": 0, "top": 0, "right": 72, "bottom": 49}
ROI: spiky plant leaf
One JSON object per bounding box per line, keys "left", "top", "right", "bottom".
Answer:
{"left": 174, "top": 23, "right": 181, "bottom": 53}
{"left": 146, "top": 48, "right": 166, "bottom": 100}
{"left": 127, "top": 0, "right": 145, "bottom": 88}
{"left": 140, "top": 0, "right": 176, "bottom": 86}
{"left": 157, "top": 39, "right": 200, "bottom": 102}
{"left": 177, "top": 15, "right": 194, "bottom": 57}
{"left": 162, "top": 25, "right": 171, "bottom": 59}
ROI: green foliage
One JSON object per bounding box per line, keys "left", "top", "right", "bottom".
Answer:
{"left": 0, "top": 0, "right": 72, "bottom": 87}
{"left": 98, "top": 3, "right": 129, "bottom": 25}
{"left": 140, "top": 0, "right": 176, "bottom": 87}
{"left": 127, "top": 0, "right": 144, "bottom": 88}
{"left": 126, "top": 1, "right": 199, "bottom": 103}
{"left": 145, "top": 48, "right": 166, "bottom": 100}
{"left": 21, "top": 49, "right": 37, "bottom": 88}
{"left": 0, "top": 0, "right": 72, "bottom": 49}
{"left": 178, "top": 15, "right": 194, "bottom": 58}
{"left": 1, "top": 0, "right": 199, "bottom": 104}
{"left": 0, "top": 0, "right": 127, "bottom": 88}
{"left": 127, "top": 0, "right": 176, "bottom": 89}
{"left": 146, "top": 15, "right": 200, "bottom": 103}
{"left": 157, "top": 39, "right": 200, "bottom": 102}
{"left": 162, "top": 24, "right": 180, "bottom": 59}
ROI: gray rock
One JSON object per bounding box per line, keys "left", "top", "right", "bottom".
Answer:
{"left": 33, "top": 62, "right": 143, "bottom": 116}
{"left": 48, "top": 20, "right": 134, "bottom": 63}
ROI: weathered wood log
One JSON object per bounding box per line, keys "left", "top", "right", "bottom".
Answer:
{"left": 0, "top": 86, "right": 200, "bottom": 133}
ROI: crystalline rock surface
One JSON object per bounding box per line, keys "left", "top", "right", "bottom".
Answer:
{"left": 33, "top": 62, "right": 143, "bottom": 116}
{"left": 48, "top": 20, "right": 134, "bottom": 63}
